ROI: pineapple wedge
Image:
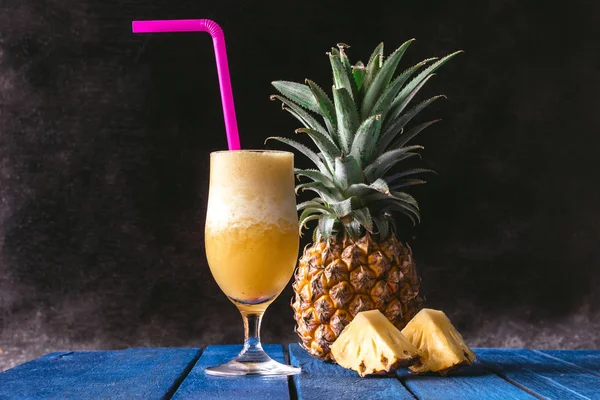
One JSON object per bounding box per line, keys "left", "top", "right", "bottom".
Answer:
{"left": 331, "top": 310, "right": 419, "bottom": 377}
{"left": 401, "top": 308, "right": 476, "bottom": 374}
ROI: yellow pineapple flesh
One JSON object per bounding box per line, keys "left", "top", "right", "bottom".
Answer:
{"left": 331, "top": 310, "right": 419, "bottom": 377}
{"left": 401, "top": 308, "right": 476, "bottom": 374}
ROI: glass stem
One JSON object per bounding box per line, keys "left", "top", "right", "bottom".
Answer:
{"left": 236, "top": 310, "right": 271, "bottom": 363}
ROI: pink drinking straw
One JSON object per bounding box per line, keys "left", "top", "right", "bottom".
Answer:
{"left": 132, "top": 19, "right": 241, "bottom": 150}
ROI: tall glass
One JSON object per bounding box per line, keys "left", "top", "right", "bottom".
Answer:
{"left": 204, "top": 150, "right": 301, "bottom": 376}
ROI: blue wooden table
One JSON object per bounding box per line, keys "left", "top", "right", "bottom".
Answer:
{"left": 1, "top": 344, "right": 599, "bottom": 399}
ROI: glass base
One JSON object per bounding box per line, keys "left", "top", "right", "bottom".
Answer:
{"left": 205, "top": 357, "right": 300, "bottom": 376}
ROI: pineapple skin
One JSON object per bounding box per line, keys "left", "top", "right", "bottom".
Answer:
{"left": 292, "top": 233, "right": 423, "bottom": 361}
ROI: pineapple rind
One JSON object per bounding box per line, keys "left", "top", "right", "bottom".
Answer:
{"left": 292, "top": 234, "right": 423, "bottom": 360}
{"left": 401, "top": 308, "right": 476, "bottom": 374}
{"left": 331, "top": 310, "right": 419, "bottom": 377}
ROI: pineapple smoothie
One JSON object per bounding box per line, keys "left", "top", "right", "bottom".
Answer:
{"left": 205, "top": 151, "right": 299, "bottom": 310}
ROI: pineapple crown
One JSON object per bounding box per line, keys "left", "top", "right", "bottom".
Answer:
{"left": 267, "top": 41, "right": 461, "bottom": 242}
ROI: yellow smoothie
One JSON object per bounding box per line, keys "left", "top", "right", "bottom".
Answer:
{"left": 205, "top": 151, "right": 299, "bottom": 309}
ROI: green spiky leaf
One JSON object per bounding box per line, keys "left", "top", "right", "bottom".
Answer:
{"left": 353, "top": 207, "right": 374, "bottom": 232}
{"left": 342, "top": 218, "right": 362, "bottom": 240}
{"left": 362, "top": 42, "right": 384, "bottom": 94}
{"left": 272, "top": 81, "right": 321, "bottom": 114}
{"left": 345, "top": 183, "right": 377, "bottom": 199}
{"left": 372, "top": 57, "right": 437, "bottom": 121}
{"left": 386, "top": 50, "right": 462, "bottom": 123}
{"left": 388, "top": 217, "right": 398, "bottom": 235}
{"left": 297, "top": 200, "right": 329, "bottom": 212}
{"left": 361, "top": 39, "right": 414, "bottom": 118}
{"left": 350, "top": 114, "right": 381, "bottom": 168}
{"left": 370, "top": 178, "right": 390, "bottom": 193}
{"left": 331, "top": 197, "right": 359, "bottom": 218}
{"left": 370, "top": 195, "right": 420, "bottom": 226}
{"left": 332, "top": 87, "right": 359, "bottom": 153}
{"left": 329, "top": 53, "right": 354, "bottom": 98}
{"left": 372, "top": 214, "right": 390, "bottom": 239}
{"left": 389, "top": 202, "right": 419, "bottom": 226}
{"left": 352, "top": 61, "right": 366, "bottom": 91}
{"left": 367, "top": 42, "right": 384, "bottom": 68}
{"left": 392, "top": 191, "right": 420, "bottom": 208}
{"left": 306, "top": 79, "right": 337, "bottom": 137}
{"left": 375, "top": 74, "right": 435, "bottom": 152}
{"left": 294, "top": 168, "right": 336, "bottom": 188}
{"left": 312, "top": 226, "right": 319, "bottom": 242}
{"left": 388, "top": 72, "right": 435, "bottom": 124}
{"left": 334, "top": 155, "right": 364, "bottom": 189}
{"left": 362, "top": 54, "right": 381, "bottom": 97}
{"left": 318, "top": 215, "right": 336, "bottom": 240}
{"left": 389, "top": 120, "right": 441, "bottom": 150}
{"left": 390, "top": 179, "right": 427, "bottom": 189}
{"left": 338, "top": 44, "right": 359, "bottom": 99}
{"left": 270, "top": 95, "right": 329, "bottom": 137}
{"left": 296, "top": 181, "right": 340, "bottom": 203}
{"left": 344, "top": 179, "right": 389, "bottom": 201}
{"left": 379, "top": 95, "right": 445, "bottom": 153}
{"left": 364, "top": 146, "right": 423, "bottom": 181}
{"left": 296, "top": 128, "right": 340, "bottom": 171}
{"left": 266, "top": 137, "right": 329, "bottom": 174}
{"left": 299, "top": 213, "right": 322, "bottom": 235}
{"left": 363, "top": 190, "right": 418, "bottom": 210}
{"left": 299, "top": 207, "right": 328, "bottom": 218}
{"left": 385, "top": 168, "right": 436, "bottom": 184}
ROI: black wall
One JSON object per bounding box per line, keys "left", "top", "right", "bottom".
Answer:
{"left": 1, "top": 0, "right": 598, "bottom": 369}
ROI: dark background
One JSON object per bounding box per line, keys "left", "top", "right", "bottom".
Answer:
{"left": 1, "top": 0, "right": 599, "bottom": 370}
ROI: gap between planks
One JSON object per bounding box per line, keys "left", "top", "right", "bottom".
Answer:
{"left": 164, "top": 347, "right": 205, "bottom": 400}
{"left": 396, "top": 377, "right": 419, "bottom": 399}
{"left": 475, "top": 359, "right": 548, "bottom": 400}
{"left": 534, "top": 350, "right": 600, "bottom": 378}
{"left": 284, "top": 345, "right": 299, "bottom": 400}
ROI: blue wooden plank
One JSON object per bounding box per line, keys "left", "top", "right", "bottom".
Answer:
{"left": 477, "top": 348, "right": 589, "bottom": 399}
{"left": 478, "top": 348, "right": 600, "bottom": 399}
{"left": 397, "top": 356, "right": 537, "bottom": 400}
{"left": 288, "top": 343, "right": 414, "bottom": 400}
{"left": 540, "top": 350, "right": 600, "bottom": 376}
{"left": 172, "top": 344, "right": 290, "bottom": 400}
{"left": 0, "top": 348, "right": 201, "bottom": 399}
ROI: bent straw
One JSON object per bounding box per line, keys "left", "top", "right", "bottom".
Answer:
{"left": 132, "top": 19, "right": 241, "bottom": 150}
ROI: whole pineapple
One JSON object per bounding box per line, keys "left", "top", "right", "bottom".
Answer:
{"left": 268, "top": 41, "right": 460, "bottom": 360}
